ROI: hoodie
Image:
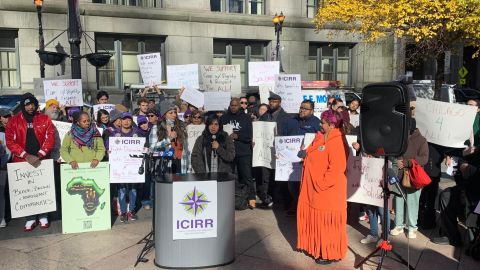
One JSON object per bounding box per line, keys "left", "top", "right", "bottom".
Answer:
{"left": 220, "top": 109, "right": 252, "bottom": 157}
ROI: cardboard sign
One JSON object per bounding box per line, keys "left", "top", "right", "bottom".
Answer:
{"left": 172, "top": 181, "right": 217, "bottom": 240}
{"left": 203, "top": 92, "right": 231, "bottom": 111}
{"left": 350, "top": 114, "right": 360, "bottom": 127}
{"left": 259, "top": 83, "right": 274, "bottom": 105}
{"left": 93, "top": 104, "right": 116, "bottom": 120}
{"left": 44, "top": 79, "right": 83, "bottom": 106}
{"left": 252, "top": 122, "right": 277, "bottom": 169}
{"left": 180, "top": 87, "right": 205, "bottom": 109}
{"left": 7, "top": 159, "right": 56, "bottom": 218}
{"left": 346, "top": 156, "right": 384, "bottom": 208}
{"left": 52, "top": 120, "right": 73, "bottom": 162}
{"left": 248, "top": 61, "right": 280, "bottom": 86}
{"left": 167, "top": 64, "right": 199, "bottom": 88}
{"left": 200, "top": 65, "right": 241, "bottom": 97}
{"left": 415, "top": 98, "right": 477, "bottom": 148}
{"left": 60, "top": 162, "right": 111, "bottom": 234}
{"left": 275, "top": 136, "right": 303, "bottom": 181}
{"left": 186, "top": 124, "right": 205, "bottom": 173}
{"left": 137, "top": 53, "right": 163, "bottom": 87}
{"left": 274, "top": 74, "right": 302, "bottom": 113}
{"left": 109, "top": 137, "right": 146, "bottom": 183}
{"left": 302, "top": 90, "right": 345, "bottom": 118}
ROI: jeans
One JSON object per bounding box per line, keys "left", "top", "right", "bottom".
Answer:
{"left": 232, "top": 155, "right": 255, "bottom": 200}
{"left": 367, "top": 206, "right": 391, "bottom": 236}
{"left": 256, "top": 167, "right": 273, "bottom": 203}
{"left": 394, "top": 186, "right": 422, "bottom": 231}
{"left": 118, "top": 186, "right": 137, "bottom": 214}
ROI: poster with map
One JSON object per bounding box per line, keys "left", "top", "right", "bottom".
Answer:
{"left": 60, "top": 162, "right": 111, "bottom": 234}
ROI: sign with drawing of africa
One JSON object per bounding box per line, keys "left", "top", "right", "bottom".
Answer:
{"left": 61, "top": 162, "right": 111, "bottom": 234}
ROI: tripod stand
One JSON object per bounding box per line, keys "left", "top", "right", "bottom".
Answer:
{"left": 354, "top": 157, "right": 415, "bottom": 270}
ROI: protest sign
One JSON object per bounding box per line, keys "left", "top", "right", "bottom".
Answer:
{"left": 275, "top": 136, "right": 303, "bottom": 181}
{"left": 203, "top": 92, "right": 231, "bottom": 111}
{"left": 475, "top": 201, "right": 480, "bottom": 214}
{"left": 109, "top": 137, "right": 146, "bottom": 183}
{"left": 7, "top": 159, "right": 56, "bottom": 218}
{"left": 186, "top": 124, "right": 205, "bottom": 172}
{"left": 259, "top": 83, "right": 274, "bottom": 104}
{"left": 274, "top": 74, "right": 302, "bottom": 113}
{"left": 302, "top": 90, "right": 345, "bottom": 117}
{"left": 180, "top": 87, "right": 204, "bottom": 109}
{"left": 346, "top": 135, "right": 358, "bottom": 156}
{"left": 346, "top": 156, "right": 384, "bottom": 208}
{"left": 167, "top": 64, "right": 199, "bottom": 88}
{"left": 52, "top": 120, "right": 73, "bottom": 162}
{"left": 137, "top": 53, "right": 162, "bottom": 87}
{"left": 303, "top": 133, "right": 316, "bottom": 149}
{"left": 415, "top": 98, "right": 477, "bottom": 148}
{"left": 223, "top": 124, "right": 234, "bottom": 135}
{"left": 252, "top": 122, "right": 276, "bottom": 168}
{"left": 93, "top": 104, "right": 116, "bottom": 120}
{"left": 44, "top": 79, "right": 83, "bottom": 106}
{"left": 200, "top": 65, "right": 241, "bottom": 97}
{"left": 61, "top": 162, "right": 111, "bottom": 234}
{"left": 350, "top": 114, "right": 360, "bottom": 127}
{"left": 248, "top": 61, "right": 280, "bottom": 86}
{"left": 172, "top": 181, "right": 217, "bottom": 240}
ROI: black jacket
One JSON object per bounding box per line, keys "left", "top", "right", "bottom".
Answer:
{"left": 220, "top": 110, "right": 252, "bottom": 157}
{"left": 259, "top": 107, "right": 289, "bottom": 136}
{"left": 191, "top": 132, "right": 235, "bottom": 173}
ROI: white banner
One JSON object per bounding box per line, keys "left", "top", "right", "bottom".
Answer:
{"left": 252, "top": 122, "right": 276, "bottom": 168}
{"left": 167, "top": 64, "right": 199, "bottom": 88}
{"left": 302, "top": 90, "right": 345, "bottom": 118}
{"left": 44, "top": 79, "right": 83, "bottom": 107}
{"left": 259, "top": 83, "right": 274, "bottom": 105}
{"left": 416, "top": 98, "right": 477, "bottom": 148}
{"left": 248, "top": 61, "right": 280, "bottom": 86}
{"left": 346, "top": 156, "right": 384, "bottom": 208}
{"left": 275, "top": 136, "right": 303, "bottom": 181}
{"left": 93, "top": 104, "right": 116, "bottom": 120}
{"left": 109, "top": 137, "right": 146, "bottom": 183}
{"left": 180, "top": 87, "right": 205, "bottom": 109}
{"left": 137, "top": 53, "right": 163, "bottom": 87}
{"left": 200, "top": 65, "right": 241, "bottom": 97}
{"left": 172, "top": 181, "right": 217, "bottom": 240}
{"left": 7, "top": 159, "right": 56, "bottom": 218}
{"left": 274, "top": 74, "right": 302, "bottom": 113}
{"left": 203, "top": 92, "right": 231, "bottom": 111}
{"left": 186, "top": 124, "right": 205, "bottom": 172}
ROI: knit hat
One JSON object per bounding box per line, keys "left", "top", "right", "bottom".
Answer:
{"left": 45, "top": 99, "right": 59, "bottom": 108}
{"left": 268, "top": 91, "right": 282, "bottom": 101}
{"left": 67, "top": 107, "right": 81, "bottom": 118}
{"left": 158, "top": 100, "right": 176, "bottom": 117}
{"left": 137, "top": 115, "right": 148, "bottom": 125}
{"left": 0, "top": 108, "right": 11, "bottom": 117}
{"left": 109, "top": 109, "right": 122, "bottom": 122}
{"left": 147, "top": 108, "right": 159, "bottom": 116}
{"left": 21, "top": 93, "right": 39, "bottom": 108}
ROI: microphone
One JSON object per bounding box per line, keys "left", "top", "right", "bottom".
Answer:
{"left": 170, "top": 126, "right": 176, "bottom": 143}
{"left": 212, "top": 134, "right": 217, "bottom": 157}
{"left": 387, "top": 168, "right": 399, "bottom": 185}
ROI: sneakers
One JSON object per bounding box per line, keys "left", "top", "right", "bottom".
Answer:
{"left": 0, "top": 218, "right": 6, "bottom": 228}
{"left": 119, "top": 213, "right": 128, "bottom": 223}
{"left": 39, "top": 217, "right": 49, "bottom": 229}
{"left": 407, "top": 230, "right": 417, "bottom": 239}
{"left": 128, "top": 212, "right": 138, "bottom": 221}
{"left": 24, "top": 220, "right": 38, "bottom": 232}
{"left": 359, "top": 213, "right": 369, "bottom": 221}
{"left": 143, "top": 204, "right": 151, "bottom": 210}
{"left": 390, "top": 226, "right": 404, "bottom": 236}
{"left": 360, "top": 235, "right": 379, "bottom": 244}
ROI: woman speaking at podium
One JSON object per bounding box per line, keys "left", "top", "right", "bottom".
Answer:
{"left": 297, "top": 109, "right": 348, "bottom": 265}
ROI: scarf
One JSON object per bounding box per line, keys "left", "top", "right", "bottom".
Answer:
{"left": 71, "top": 123, "right": 101, "bottom": 149}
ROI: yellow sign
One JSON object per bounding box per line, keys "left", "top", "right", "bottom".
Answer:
{"left": 458, "top": 66, "right": 468, "bottom": 78}
{"left": 459, "top": 78, "right": 466, "bottom": 85}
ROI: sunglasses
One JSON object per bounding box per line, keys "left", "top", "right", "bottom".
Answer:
{"left": 147, "top": 114, "right": 157, "bottom": 118}
{"left": 240, "top": 102, "right": 248, "bottom": 104}
{"left": 192, "top": 116, "right": 202, "bottom": 119}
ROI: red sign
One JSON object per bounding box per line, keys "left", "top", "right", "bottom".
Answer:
{"left": 301, "top": 80, "right": 340, "bottom": 89}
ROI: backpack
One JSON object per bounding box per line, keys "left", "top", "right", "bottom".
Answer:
{"left": 409, "top": 159, "right": 432, "bottom": 189}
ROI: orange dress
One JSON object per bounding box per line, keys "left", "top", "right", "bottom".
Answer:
{"left": 297, "top": 128, "right": 348, "bottom": 260}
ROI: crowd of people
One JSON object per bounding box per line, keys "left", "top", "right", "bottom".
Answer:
{"left": 0, "top": 86, "right": 479, "bottom": 265}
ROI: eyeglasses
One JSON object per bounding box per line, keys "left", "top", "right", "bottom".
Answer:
{"left": 240, "top": 102, "right": 248, "bottom": 104}
{"left": 299, "top": 107, "right": 313, "bottom": 111}
{"left": 147, "top": 114, "right": 156, "bottom": 118}
{"left": 192, "top": 116, "right": 202, "bottom": 119}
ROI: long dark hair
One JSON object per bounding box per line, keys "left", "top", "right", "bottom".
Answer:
{"left": 156, "top": 117, "right": 186, "bottom": 143}
{"left": 202, "top": 115, "right": 226, "bottom": 146}
{"left": 96, "top": 109, "right": 109, "bottom": 126}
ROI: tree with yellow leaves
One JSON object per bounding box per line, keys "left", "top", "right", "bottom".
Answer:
{"left": 314, "top": 0, "right": 480, "bottom": 100}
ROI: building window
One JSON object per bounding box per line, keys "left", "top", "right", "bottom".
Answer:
{"left": 0, "top": 30, "right": 20, "bottom": 89}
{"left": 213, "top": 40, "right": 268, "bottom": 89}
{"left": 92, "top": 0, "right": 162, "bottom": 8}
{"left": 95, "top": 34, "right": 166, "bottom": 89}
{"left": 308, "top": 43, "right": 354, "bottom": 86}
{"left": 210, "top": 0, "right": 264, "bottom": 14}
{"left": 306, "top": 0, "right": 326, "bottom": 18}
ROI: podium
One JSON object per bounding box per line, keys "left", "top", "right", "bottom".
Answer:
{"left": 154, "top": 172, "right": 235, "bottom": 268}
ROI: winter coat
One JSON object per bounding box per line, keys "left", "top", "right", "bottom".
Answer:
{"left": 191, "top": 131, "right": 235, "bottom": 173}
{"left": 220, "top": 110, "right": 252, "bottom": 157}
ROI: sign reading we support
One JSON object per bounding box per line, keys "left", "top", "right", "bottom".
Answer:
{"left": 274, "top": 74, "right": 302, "bottom": 113}
{"left": 109, "top": 137, "right": 146, "bottom": 183}
{"left": 7, "top": 159, "right": 56, "bottom": 218}
{"left": 61, "top": 162, "right": 111, "bottom": 234}
{"left": 201, "top": 65, "right": 241, "bottom": 97}
{"left": 415, "top": 98, "right": 477, "bottom": 148}
{"left": 93, "top": 104, "right": 116, "bottom": 120}
{"left": 138, "top": 53, "right": 162, "bottom": 87}
{"left": 275, "top": 136, "right": 303, "bottom": 181}
{"left": 44, "top": 79, "right": 83, "bottom": 107}
{"left": 186, "top": 124, "right": 205, "bottom": 172}
{"left": 302, "top": 90, "right": 345, "bottom": 117}
{"left": 346, "top": 156, "right": 384, "bottom": 208}
{"left": 248, "top": 61, "right": 280, "bottom": 86}
{"left": 173, "top": 181, "right": 217, "bottom": 240}
{"left": 167, "top": 64, "right": 200, "bottom": 88}
{"left": 252, "top": 122, "right": 276, "bottom": 169}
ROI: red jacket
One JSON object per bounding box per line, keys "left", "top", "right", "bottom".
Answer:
{"left": 5, "top": 112, "right": 55, "bottom": 162}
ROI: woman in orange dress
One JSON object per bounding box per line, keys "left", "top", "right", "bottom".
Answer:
{"left": 297, "top": 109, "right": 348, "bottom": 265}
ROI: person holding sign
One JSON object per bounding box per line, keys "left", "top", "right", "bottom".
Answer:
{"left": 60, "top": 112, "right": 105, "bottom": 169}
{"left": 297, "top": 109, "right": 348, "bottom": 265}
{"left": 5, "top": 93, "right": 55, "bottom": 231}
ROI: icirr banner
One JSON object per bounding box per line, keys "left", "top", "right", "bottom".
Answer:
{"left": 172, "top": 181, "right": 217, "bottom": 240}
{"left": 61, "top": 162, "right": 111, "bottom": 234}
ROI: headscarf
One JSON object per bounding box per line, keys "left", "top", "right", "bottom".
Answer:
{"left": 71, "top": 123, "right": 101, "bottom": 149}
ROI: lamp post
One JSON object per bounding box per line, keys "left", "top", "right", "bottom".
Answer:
{"left": 273, "top": 12, "right": 285, "bottom": 72}
{"left": 67, "top": 0, "right": 82, "bottom": 79}
{"left": 34, "top": 0, "right": 45, "bottom": 78}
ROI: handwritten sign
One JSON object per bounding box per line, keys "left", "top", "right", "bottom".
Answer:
{"left": 252, "top": 122, "right": 276, "bottom": 168}
{"left": 223, "top": 124, "right": 234, "bottom": 135}
{"left": 44, "top": 79, "right": 83, "bottom": 107}
{"left": 259, "top": 83, "right": 274, "bottom": 105}
{"left": 203, "top": 92, "right": 231, "bottom": 111}
{"left": 350, "top": 114, "right": 360, "bottom": 127}
{"left": 167, "top": 64, "right": 199, "bottom": 88}
{"left": 303, "top": 133, "right": 316, "bottom": 149}
{"left": 248, "top": 61, "right": 280, "bottom": 86}
{"left": 186, "top": 124, "right": 205, "bottom": 172}
{"left": 200, "top": 65, "right": 241, "bottom": 97}
{"left": 346, "top": 135, "right": 358, "bottom": 156}
{"left": 137, "top": 53, "right": 162, "bottom": 87}
{"left": 180, "top": 87, "right": 204, "bottom": 109}
{"left": 109, "top": 137, "right": 146, "bottom": 183}
{"left": 52, "top": 120, "right": 73, "bottom": 162}
{"left": 302, "top": 90, "right": 345, "bottom": 118}
{"left": 346, "top": 156, "right": 384, "bottom": 207}
{"left": 93, "top": 104, "right": 116, "bottom": 120}
{"left": 275, "top": 136, "right": 303, "bottom": 181}
{"left": 416, "top": 98, "right": 477, "bottom": 148}
{"left": 274, "top": 74, "right": 302, "bottom": 113}
{"left": 7, "top": 159, "right": 56, "bottom": 218}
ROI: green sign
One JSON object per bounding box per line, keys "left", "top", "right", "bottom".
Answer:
{"left": 460, "top": 78, "right": 467, "bottom": 85}
{"left": 458, "top": 66, "right": 468, "bottom": 78}
{"left": 61, "top": 162, "right": 111, "bottom": 234}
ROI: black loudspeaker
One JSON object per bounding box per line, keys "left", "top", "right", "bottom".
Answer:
{"left": 360, "top": 82, "right": 410, "bottom": 156}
